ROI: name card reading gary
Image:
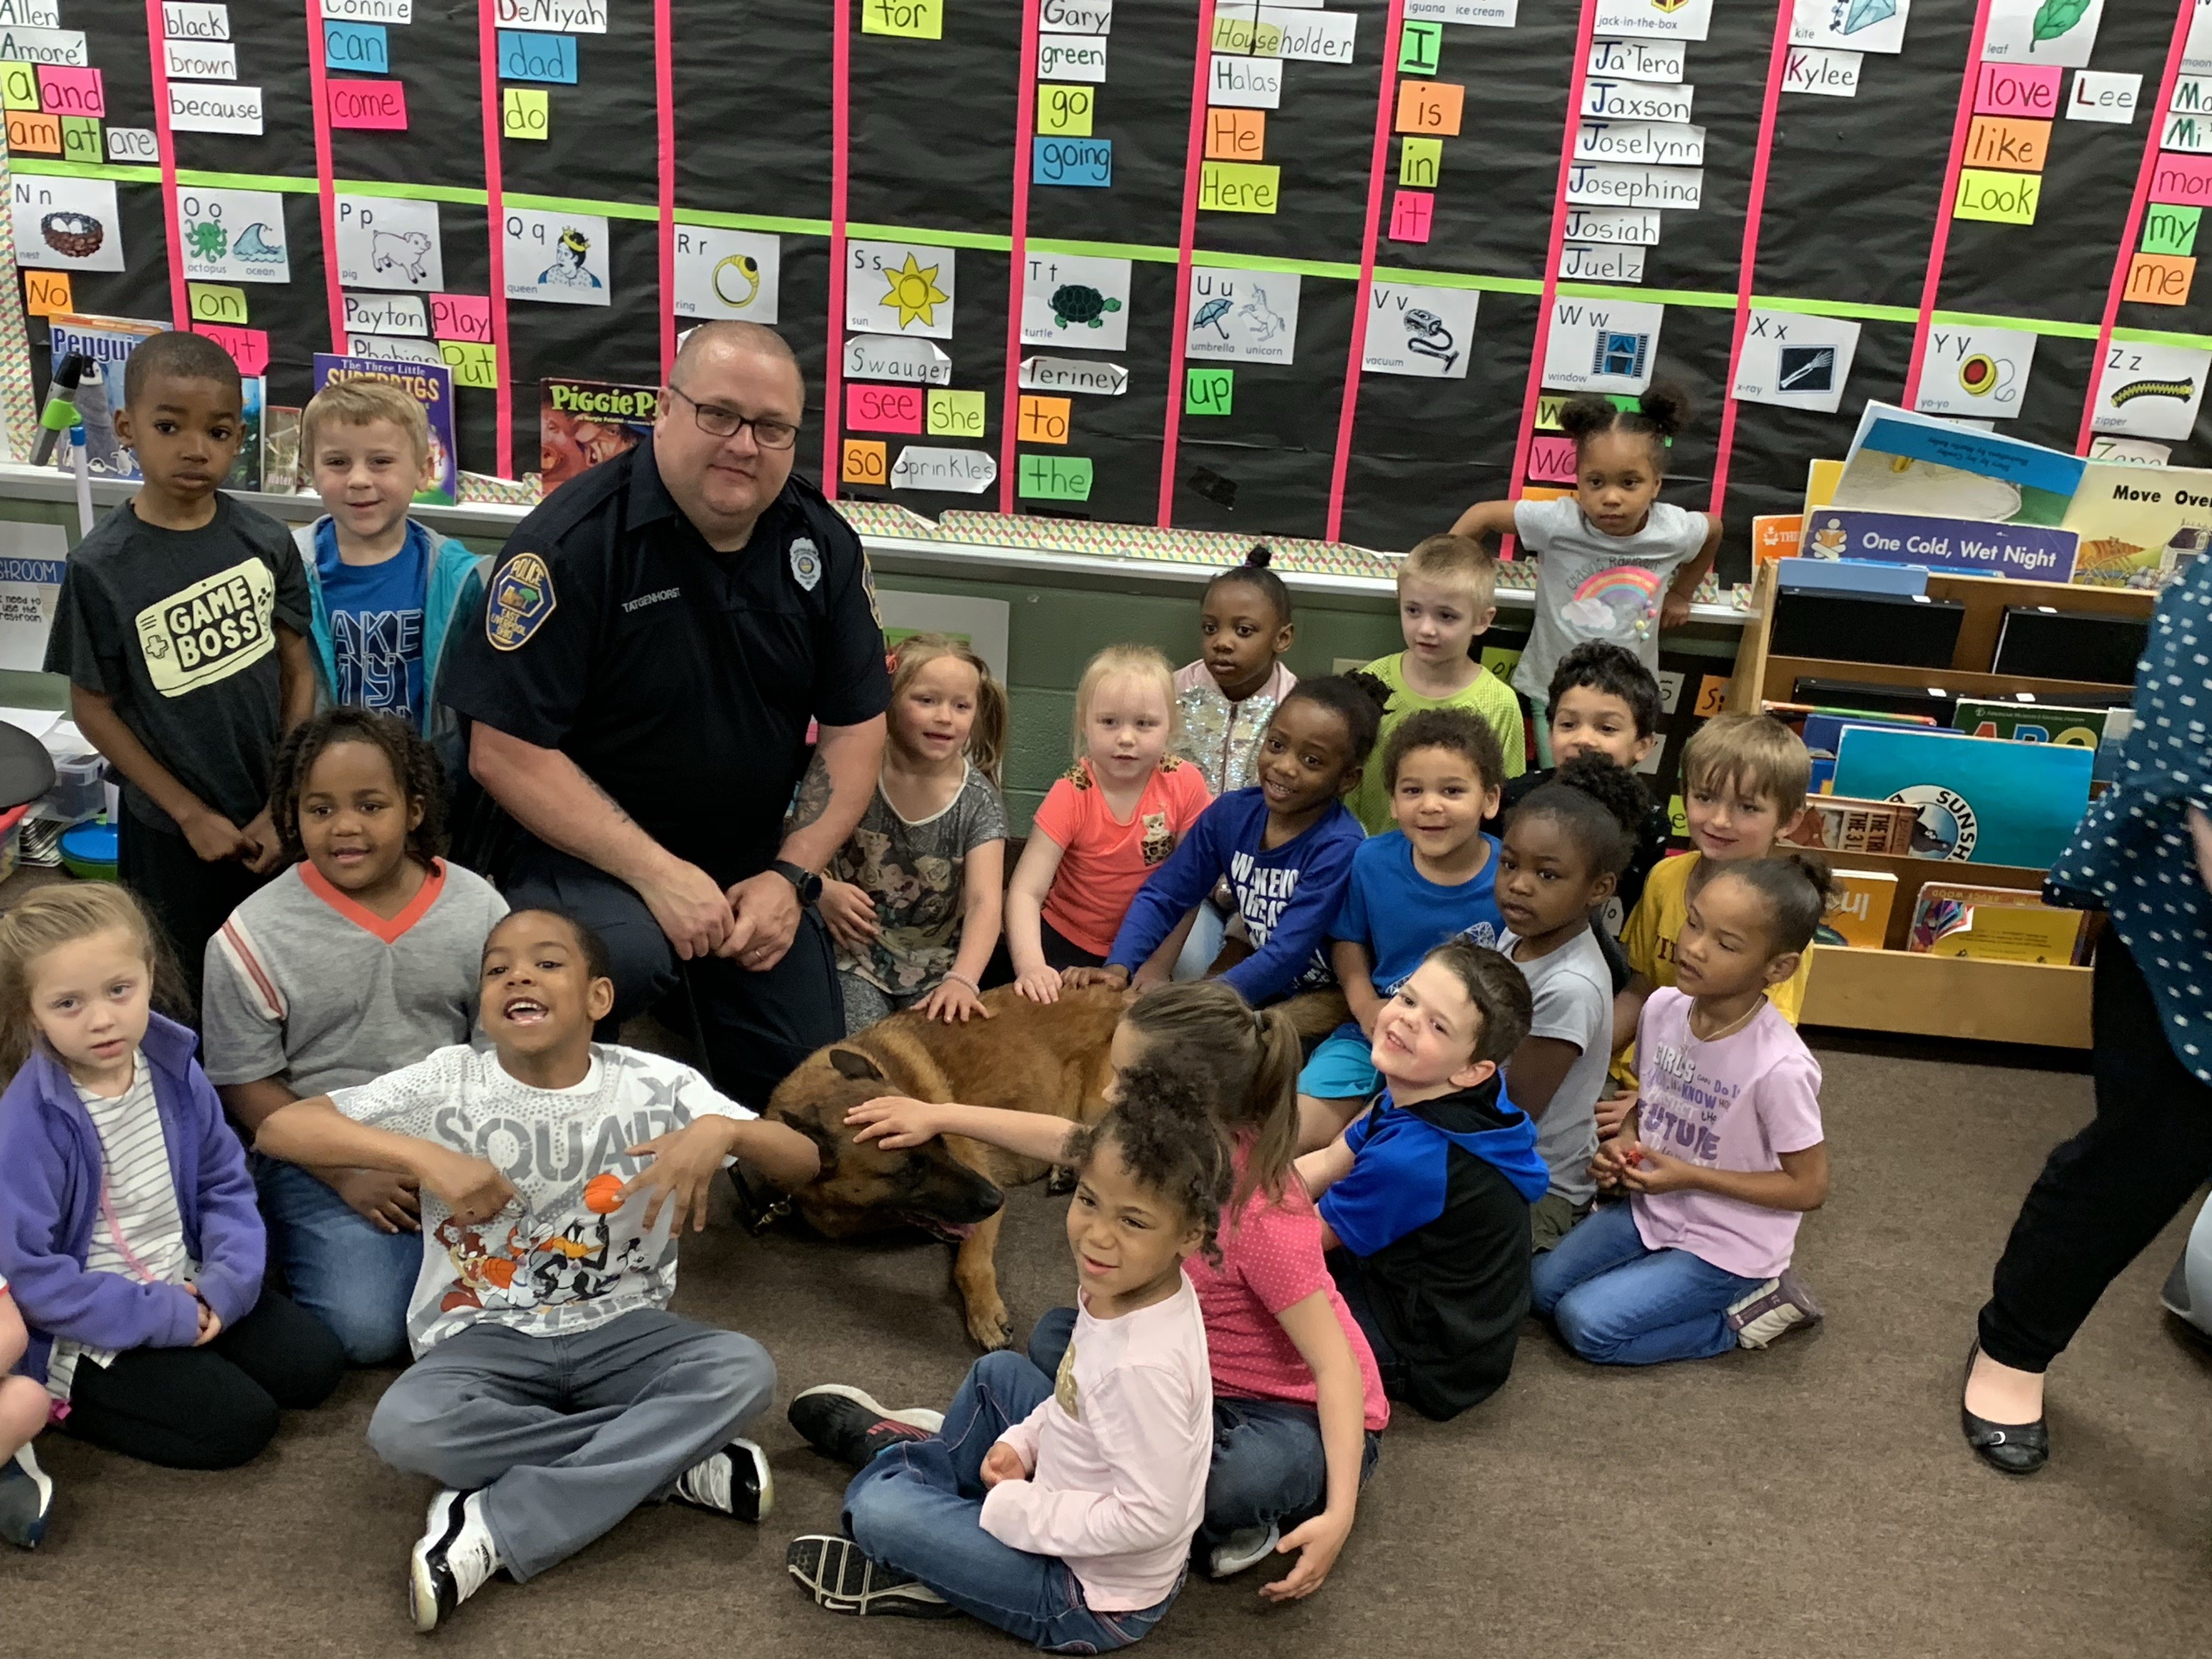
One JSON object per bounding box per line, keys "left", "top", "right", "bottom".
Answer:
{"left": 1800, "top": 510, "right": 2079, "bottom": 583}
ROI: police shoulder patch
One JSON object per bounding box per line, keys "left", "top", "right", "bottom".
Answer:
{"left": 487, "top": 550, "right": 558, "bottom": 651}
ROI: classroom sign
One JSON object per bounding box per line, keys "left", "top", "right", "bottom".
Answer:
{"left": 1798, "top": 507, "right": 2079, "bottom": 583}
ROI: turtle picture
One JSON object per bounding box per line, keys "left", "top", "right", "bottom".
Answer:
{"left": 1050, "top": 283, "right": 1121, "bottom": 330}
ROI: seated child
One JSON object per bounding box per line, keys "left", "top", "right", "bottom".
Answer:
{"left": 1342, "top": 533, "right": 1524, "bottom": 832}
{"left": 252, "top": 908, "right": 821, "bottom": 1632}
{"left": 1173, "top": 546, "right": 1298, "bottom": 796}
{"left": 1298, "top": 943, "right": 1547, "bottom": 1421}
{"left": 1495, "top": 758, "right": 1649, "bottom": 1251}
{"left": 296, "top": 380, "right": 487, "bottom": 743}
{"left": 1077, "top": 676, "right": 1381, "bottom": 1006}
{"left": 201, "top": 708, "right": 509, "bottom": 1365}
{"left": 1, "top": 1277, "right": 54, "bottom": 1548}
{"left": 821, "top": 633, "right": 1008, "bottom": 1032}
{"left": 1009, "top": 645, "right": 1210, "bottom": 999}
{"left": 842, "top": 981, "right": 1386, "bottom": 1597}
{"left": 1607, "top": 713, "right": 1814, "bottom": 1105}
{"left": 1489, "top": 641, "right": 1671, "bottom": 937}
{"left": 0, "top": 885, "right": 345, "bottom": 1473}
{"left": 1534, "top": 857, "right": 1830, "bottom": 1364}
{"left": 784, "top": 1074, "right": 1223, "bottom": 1649}
{"left": 1298, "top": 708, "right": 1507, "bottom": 1149}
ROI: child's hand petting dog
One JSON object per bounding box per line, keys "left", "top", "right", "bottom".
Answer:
{"left": 979, "top": 1442, "right": 1030, "bottom": 1488}
{"left": 846, "top": 1095, "right": 950, "bottom": 1149}
{"left": 919, "top": 977, "right": 992, "bottom": 1024}
{"left": 1013, "top": 966, "right": 1063, "bottom": 1004}
{"left": 1060, "top": 964, "right": 1129, "bottom": 991}
{"left": 624, "top": 1118, "right": 743, "bottom": 1233}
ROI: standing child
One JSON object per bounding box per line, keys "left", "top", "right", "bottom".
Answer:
{"left": 42, "top": 332, "right": 316, "bottom": 1001}
{"left": 820, "top": 633, "right": 1009, "bottom": 1032}
{"left": 1, "top": 1279, "right": 54, "bottom": 1547}
{"left": 1451, "top": 387, "right": 1720, "bottom": 766}
{"left": 0, "top": 885, "right": 345, "bottom": 1472}
{"left": 1342, "top": 534, "right": 1524, "bottom": 832}
{"left": 1494, "top": 758, "right": 1648, "bottom": 1250}
{"left": 841, "top": 981, "right": 1386, "bottom": 1598}
{"left": 296, "top": 380, "right": 487, "bottom": 741}
{"left": 785, "top": 1076, "right": 1222, "bottom": 1649}
{"left": 1076, "top": 676, "right": 1380, "bottom": 1006}
{"left": 252, "top": 908, "right": 821, "bottom": 1632}
{"left": 1533, "top": 857, "right": 1832, "bottom": 1364}
{"left": 200, "top": 708, "right": 508, "bottom": 1365}
{"left": 1297, "top": 708, "right": 1508, "bottom": 1149}
{"left": 1175, "top": 547, "right": 1297, "bottom": 796}
{"left": 1299, "top": 943, "right": 1548, "bottom": 1420}
{"left": 1008, "top": 645, "right": 1211, "bottom": 1001}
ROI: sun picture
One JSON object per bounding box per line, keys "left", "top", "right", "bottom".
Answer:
{"left": 879, "top": 252, "right": 950, "bottom": 329}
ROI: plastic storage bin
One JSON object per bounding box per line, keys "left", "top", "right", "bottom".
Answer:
{"left": 35, "top": 753, "right": 106, "bottom": 825}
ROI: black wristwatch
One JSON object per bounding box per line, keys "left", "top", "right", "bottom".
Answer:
{"left": 772, "top": 859, "right": 823, "bottom": 906}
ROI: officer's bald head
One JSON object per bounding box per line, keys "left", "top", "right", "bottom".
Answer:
{"left": 673, "top": 323, "right": 803, "bottom": 397}
{"left": 657, "top": 322, "right": 805, "bottom": 550}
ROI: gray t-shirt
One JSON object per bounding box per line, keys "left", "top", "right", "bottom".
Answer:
{"left": 43, "top": 494, "right": 312, "bottom": 832}
{"left": 830, "top": 761, "right": 1008, "bottom": 995}
{"left": 1503, "top": 923, "right": 1615, "bottom": 1208}
{"left": 1510, "top": 495, "right": 1707, "bottom": 701}
{"left": 202, "top": 859, "right": 509, "bottom": 1098}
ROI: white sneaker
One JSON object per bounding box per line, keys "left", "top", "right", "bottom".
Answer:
{"left": 409, "top": 1489, "right": 500, "bottom": 1633}
{"left": 1728, "top": 1269, "right": 1826, "bottom": 1350}
{"left": 1206, "top": 1521, "right": 1280, "bottom": 1579}
{"left": 673, "top": 1437, "right": 774, "bottom": 1522}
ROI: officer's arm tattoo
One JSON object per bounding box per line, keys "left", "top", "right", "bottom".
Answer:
{"left": 783, "top": 752, "right": 832, "bottom": 836}
{"left": 584, "top": 769, "right": 637, "bottom": 828}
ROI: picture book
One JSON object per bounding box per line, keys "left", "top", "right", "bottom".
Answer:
{"left": 44, "top": 313, "right": 166, "bottom": 482}
{"left": 1802, "top": 710, "right": 1938, "bottom": 794}
{"left": 264, "top": 405, "right": 303, "bottom": 493}
{"left": 1830, "top": 726, "right": 2094, "bottom": 868}
{"left": 1950, "top": 699, "right": 2113, "bottom": 752}
{"left": 221, "top": 376, "right": 266, "bottom": 494}
{"left": 1816, "top": 869, "right": 1897, "bottom": 950}
{"left": 2058, "top": 460, "right": 2212, "bottom": 591}
{"left": 540, "top": 379, "right": 660, "bottom": 492}
{"left": 1832, "top": 403, "right": 2086, "bottom": 528}
{"left": 1797, "top": 509, "right": 2079, "bottom": 584}
{"left": 1785, "top": 794, "right": 1919, "bottom": 856}
{"left": 311, "top": 354, "right": 458, "bottom": 504}
{"left": 1912, "top": 888, "right": 2087, "bottom": 964}
{"left": 1907, "top": 882, "right": 2058, "bottom": 952}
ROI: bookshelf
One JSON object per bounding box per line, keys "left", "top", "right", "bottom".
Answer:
{"left": 1728, "top": 562, "right": 2145, "bottom": 1050}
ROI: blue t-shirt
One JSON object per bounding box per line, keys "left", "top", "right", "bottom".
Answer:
{"left": 316, "top": 518, "right": 430, "bottom": 725}
{"left": 1329, "top": 828, "right": 1504, "bottom": 997}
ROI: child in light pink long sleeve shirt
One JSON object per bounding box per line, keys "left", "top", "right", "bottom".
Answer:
{"left": 785, "top": 1075, "right": 1222, "bottom": 1650}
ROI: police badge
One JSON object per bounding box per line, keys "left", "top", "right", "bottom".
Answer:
{"left": 788, "top": 534, "right": 823, "bottom": 592}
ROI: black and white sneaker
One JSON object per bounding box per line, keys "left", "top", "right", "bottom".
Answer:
{"left": 409, "top": 1489, "right": 500, "bottom": 1633}
{"left": 1728, "top": 1269, "right": 1826, "bottom": 1350}
{"left": 672, "top": 1437, "right": 773, "bottom": 1522}
{"left": 1206, "top": 1522, "right": 1280, "bottom": 1579}
{"left": 0, "top": 1445, "right": 53, "bottom": 1550}
{"left": 788, "top": 1384, "right": 943, "bottom": 1469}
{"left": 787, "top": 1534, "right": 956, "bottom": 1618}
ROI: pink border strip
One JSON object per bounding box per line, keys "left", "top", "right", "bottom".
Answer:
{"left": 822, "top": 0, "right": 853, "bottom": 498}
{"left": 2074, "top": 0, "right": 2198, "bottom": 455}
{"left": 1156, "top": 0, "right": 1221, "bottom": 527}
{"left": 997, "top": 0, "right": 1046, "bottom": 515}
{"left": 654, "top": 0, "right": 678, "bottom": 381}
{"left": 302, "top": 5, "right": 345, "bottom": 351}
{"left": 1503, "top": 0, "right": 1602, "bottom": 558}
{"left": 1901, "top": 0, "right": 1999, "bottom": 411}
{"left": 142, "top": 0, "right": 188, "bottom": 330}
{"left": 1324, "top": 0, "right": 1407, "bottom": 545}
{"left": 1705, "top": 0, "right": 1797, "bottom": 521}
{"left": 477, "top": 0, "right": 512, "bottom": 478}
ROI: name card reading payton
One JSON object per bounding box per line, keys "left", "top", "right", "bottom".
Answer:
{"left": 165, "top": 38, "right": 235, "bottom": 78}
{"left": 343, "top": 290, "right": 430, "bottom": 335}
{"left": 1586, "top": 37, "right": 1683, "bottom": 82}
{"left": 1574, "top": 120, "right": 1705, "bottom": 166}
{"left": 1019, "top": 355, "right": 1128, "bottom": 395}
{"left": 1039, "top": 0, "right": 1111, "bottom": 31}
{"left": 844, "top": 333, "right": 953, "bottom": 385}
{"left": 1582, "top": 77, "right": 1692, "bottom": 122}
{"left": 1563, "top": 206, "right": 1662, "bottom": 245}
{"left": 0, "top": 27, "right": 86, "bottom": 65}
{"left": 893, "top": 445, "right": 998, "bottom": 494}
{"left": 167, "top": 81, "right": 261, "bottom": 134}
{"left": 494, "top": 0, "right": 606, "bottom": 30}
{"left": 1800, "top": 509, "right": 2079, "bottom": 583}
{"left": 160, "top": 2, "right": 225, "bottom": 39}
{"left": 1564, "top": 161, "right": 1701, "bottom": 210}
{"left": 320, "top": 0, "right": 408, "bottom": 21}
{"left": 1039, "top": 35, "right": 1107, "bottom": 81}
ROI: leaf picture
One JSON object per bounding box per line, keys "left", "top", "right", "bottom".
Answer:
{"left": 2030, "top": 0, "right": 2092, "bottom": 46}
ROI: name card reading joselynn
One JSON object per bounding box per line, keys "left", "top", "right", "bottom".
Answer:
{"left": 1800, "top": 509, "right": 2079, "bottom": 583}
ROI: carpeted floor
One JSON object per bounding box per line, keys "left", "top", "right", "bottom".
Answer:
{"left": 5, "top": 1034, "right": 2207, "bottom": 1659}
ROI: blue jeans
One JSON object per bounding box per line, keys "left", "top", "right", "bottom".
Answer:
{"left": 1529, "top": 1200, "right": 1762, "bottom": 1365}
{"left": 843, "top": 1351, "right": 1180, "bottom": 1652}
{"left": 1028, "top": 1308, "right": 1380, "bottom": 1551}
{"left": 255, "top": 1156, "right": 419, "bottom": 1365}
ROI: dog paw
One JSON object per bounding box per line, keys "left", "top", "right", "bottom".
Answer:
{"left": 968, "top": 1306, "right": 1015, "bottom": 1351}
{"left": 1045, "top": 1166, "right": 1076, "bottom": 1196}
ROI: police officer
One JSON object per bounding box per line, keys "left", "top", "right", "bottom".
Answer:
{"left": 441, "top": 321, "right": 889, "bottom": 1107}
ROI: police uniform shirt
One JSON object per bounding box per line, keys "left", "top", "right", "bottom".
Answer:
{"left": 440, "top": 434, "right": 891, "bottom": 888}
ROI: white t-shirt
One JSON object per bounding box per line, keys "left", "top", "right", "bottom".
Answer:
{"left": 331, "top": 1043, "right": 751, "bottom": 1357}
{"left": 1503, "top": 925, "right": 1615, "bottom": 1209}
{"left": 1511, "top": 495, "right": 1708, "bottom": 699}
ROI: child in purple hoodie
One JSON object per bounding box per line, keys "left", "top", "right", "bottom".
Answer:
{"left": 0, "top": 884, "right": 342, "bottom": 1471}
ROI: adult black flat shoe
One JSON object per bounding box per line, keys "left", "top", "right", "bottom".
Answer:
{"left": 1960, "top": 1342, "right": 2049, "bottom": 1475}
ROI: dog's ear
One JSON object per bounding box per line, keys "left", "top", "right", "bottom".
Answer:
{"left": 828, "top": 1047, "right": 886, "bottom": 1082}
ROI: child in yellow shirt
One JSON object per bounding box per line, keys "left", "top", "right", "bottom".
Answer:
{"left": 1344, "top": 534, "right": 1525, "bottom": 832}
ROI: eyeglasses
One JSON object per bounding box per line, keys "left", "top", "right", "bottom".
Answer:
{"left": 664, "top": 381, "right": 800, "bottom": 450}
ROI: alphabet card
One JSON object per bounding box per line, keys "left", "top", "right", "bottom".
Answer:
{"left": 1362, "top": 281, "right": 1477, "bottom": 379}
{"left": 1184, "top": 267, "right": 1300, "bottom": 365}
{"left": 504, "top": 208, "right": 611, "bottom": 306}
{"left": 1730, "top": 310, "right": 1860, "bottom": 414}
{"left": 2090, "top": 340, "right": 2212, "bottom": 440}
{"left": 1979, "top": 0, "right": 2101, "bottom": 69}
{"left": 1791, "top": 0, "right": 1910, "bottom": 57}
{"left": 334, "top": 194, "right": 442, "bottom": 291}
{"left": 1542, "top": 295, "right": 1664, "bottom": 394}
{"left": 672, "top": 225, "right": 780, "bottom": 323}
{"left": 847, "top": 240, "right": 956, "bottom": 339}
{"left": 10, "top": 173, "right": 122, "bottom": 270}
{"left": 1914, "top": 324, "right": 2038, "bottom": 419}
{"left": 176, "top": 186, "right": 290, "bottom": 284}
{"left": 1595, "top": 0, "right": 1711, "bottom": 44}
{"left": 1020, "top": 252, "right": 1131, "bottom": 350}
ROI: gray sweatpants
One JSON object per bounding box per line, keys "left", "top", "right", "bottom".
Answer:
{"left": 368, "top": 1307, "right": 775, "bottom": 1581}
